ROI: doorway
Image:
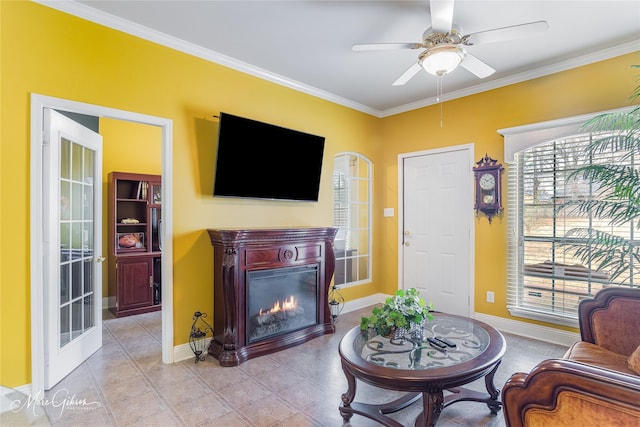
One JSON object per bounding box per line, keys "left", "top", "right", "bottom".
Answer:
{"left": 30, "top": 94, "right": 174, "bottom": 396}
{"left": 398, "top": 144, "right": 474, "bottom": 316}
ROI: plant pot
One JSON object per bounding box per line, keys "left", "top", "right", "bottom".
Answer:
{"left": 380, "top": 320, "right": 425, "bottom": 341}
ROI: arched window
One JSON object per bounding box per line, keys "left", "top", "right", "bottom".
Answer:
{"left": 333, "top": 153, "right": 372, "bottom": 287}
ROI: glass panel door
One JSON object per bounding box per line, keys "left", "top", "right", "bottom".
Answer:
{"left": 59, "top": 138, "right": 96, "bottom": 346}
{"left": 45, "top": 109, "right": 102, "bottom": 389}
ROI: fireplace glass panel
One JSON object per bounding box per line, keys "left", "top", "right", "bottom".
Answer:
{"left": 247, "top": 264, "right": 319, "bottom": 344}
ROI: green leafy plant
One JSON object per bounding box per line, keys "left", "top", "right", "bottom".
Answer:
{"left": 561, "top": 65, "right": 640, "bottom": 282}
{"left": 360, "top": 288, "right": 433, "bottom": 337}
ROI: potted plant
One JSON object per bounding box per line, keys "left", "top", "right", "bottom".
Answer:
{"left": 360, "top": 288, "right": 434, "bottom": 338}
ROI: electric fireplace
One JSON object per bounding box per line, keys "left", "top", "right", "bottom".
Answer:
{"left": 207, "top": 227, "right": 337, "bottom": 366}
{"left": 247, "top": 265, "right": 318, "bottom": 344}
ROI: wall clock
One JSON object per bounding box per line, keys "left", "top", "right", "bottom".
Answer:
{"left": 473, "top": 154, "right": 503, "bottom": 223}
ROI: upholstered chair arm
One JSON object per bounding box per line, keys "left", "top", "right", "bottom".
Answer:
{"left": 577, "top": 287, "right": 640, "bottom": 356}
{"left": 502, "top": 358, "right": 640, "bottom": 427}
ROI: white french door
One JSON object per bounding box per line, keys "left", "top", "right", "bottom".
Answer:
{"left": 401, "top": 145, "right": 474, "bottom": 316}
{"left": 43, "top": 109, "right": 103, "bottom": 389}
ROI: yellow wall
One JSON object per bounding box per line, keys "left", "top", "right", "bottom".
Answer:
{"left": 0, "top": 2, "right": 381, "bottom": 388}
{"left": 380, "top": 54, "right": 639, "bottom": 323}
{"left": 0, "top": 1, "right": 637, "bottom": 388}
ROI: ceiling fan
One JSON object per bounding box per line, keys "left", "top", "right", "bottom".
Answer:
{"left": 353, "top": 0, "right": 549, "bottom": 86}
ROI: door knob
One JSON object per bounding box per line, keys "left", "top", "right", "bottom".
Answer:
{"left": 404, "top": 230, "right": 411, "bottom": 236}
{"left": 96, "top": 256, "right": 106, "bottom": 263}
{"left": 404, "top": 241, "right": 411, "bottom": 246}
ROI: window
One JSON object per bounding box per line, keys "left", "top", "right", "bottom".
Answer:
{"left": 502, "top": 109, "right": 639, "bottom": 326}
{"left": 333, "top": 153, "right": 372, "bottom": 287}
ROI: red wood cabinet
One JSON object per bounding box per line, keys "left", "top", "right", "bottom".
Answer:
{"left": 116, "top": 256, "right": 155, "bottom": 313}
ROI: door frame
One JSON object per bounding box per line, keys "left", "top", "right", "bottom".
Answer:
{"left": 397, "top": 143, "right": 475, "bottom": 315}
{"left": 30, "top": 94, "right": 174, "bottom": 396}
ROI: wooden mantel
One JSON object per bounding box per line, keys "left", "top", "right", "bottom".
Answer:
{"left": 207, "top": 227, "right": 337, "bottom": 366}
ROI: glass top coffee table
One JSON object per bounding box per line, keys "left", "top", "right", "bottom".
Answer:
{"left": 338, "top": 313, "right": 506, "bottom": 426}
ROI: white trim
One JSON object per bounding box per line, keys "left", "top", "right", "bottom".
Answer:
{"left": 507, "top": 307, "right": 579, "bottom": 329}
{"left": 332, "top": 152, "right": 374, "bottom": 287}
{"left": 30, "top": 94, "right": 174, "bottom": 397}
{"left": 102, "top": 296, "right": 115, "bottom": 309}
{"left": 173, "top": 338, "right": 213, "bottom": 363}
{"left": 33, "top": 1, "right": 640, "bottom": 118}
{"left": 173, "top": 342, "right": 195, "bottom": 363}
{"left": 382, "top": 41, "right": 639, "bottom": 118}
{"left": 474, "top": 312, "right": 579, "bottom": 348}
{"left": 342, "top": 293, "right": 388, "bottom": 314}
{"left": 499, "top": 106, "right": 635, "bottom": 162}
{"left": 32, "top": 0, "right": 378, "bottom": 117}
{"left": 1, "top": 384, "right": 32, "bottom": 400}
{"left": 397, "top": 143, "right": 476, "bottom": 316}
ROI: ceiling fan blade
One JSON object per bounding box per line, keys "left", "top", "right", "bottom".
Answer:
{"left": 465, "top": 20, "right": 549, "bottom": 45}
{"left": 353, "top": 43, "right": 422, "bottom": 51}
{"left": 392, "top": 63, "right": 422, "bottom": 86}
{"left": 429, "top": 0, "right": 454, "bottom": 34}
{"left": 461, "top": 53, "right": 495, "bottom": 78}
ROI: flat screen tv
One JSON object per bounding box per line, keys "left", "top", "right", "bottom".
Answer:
{"left": 213, "top": 112, "right": 325, "bottom": 202}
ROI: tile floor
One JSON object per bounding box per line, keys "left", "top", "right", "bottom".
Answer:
{"left": 36, "top": 306, "right": 568, "bottom": 426}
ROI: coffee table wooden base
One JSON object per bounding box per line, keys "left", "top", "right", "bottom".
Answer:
{"left": 340, "top": 350, "right": 502, "bottom": 427}
{"left": 340, "top": 392, "right": 422, "bottom": 427}
{"left": 339, "top": 356, "right": 502, "bottom": 426}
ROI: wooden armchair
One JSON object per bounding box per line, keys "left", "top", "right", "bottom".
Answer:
{"left": 501, "top": 287, "right": 640, "bottom": 427}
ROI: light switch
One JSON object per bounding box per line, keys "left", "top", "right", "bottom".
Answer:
{"left": 383, "top": 208, "right": 394, "bottom": 217}
{"left": 487, "top": 291, "right": 495, "bottom": 303}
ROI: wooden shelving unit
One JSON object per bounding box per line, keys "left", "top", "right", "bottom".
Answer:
{"left": 108, "top": 171, "right": 162, "bottom": 317}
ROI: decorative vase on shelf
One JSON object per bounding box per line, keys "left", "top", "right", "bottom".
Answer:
{"left": 360, "top": 288, "right": 433, "bottom": 340}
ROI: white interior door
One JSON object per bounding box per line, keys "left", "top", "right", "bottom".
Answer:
{"left": 401, "top": 145, "right": 473, "bottom": 316}
{"left": 43, "top": 109, "right": 103, "bottom": 389}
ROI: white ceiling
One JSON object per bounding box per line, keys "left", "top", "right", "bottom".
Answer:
{"left": 42, "top": 1, "right": 640, "bottom": 117}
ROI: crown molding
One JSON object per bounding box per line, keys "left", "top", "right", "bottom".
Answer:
{"left": 35, "top": 1, "right": 640, "bottom": 119}
{"left": 382, "top": 40, "right": 640, "bottom": 117}
{"left": 34, "top": 0, "right": 380, "bottom": 116}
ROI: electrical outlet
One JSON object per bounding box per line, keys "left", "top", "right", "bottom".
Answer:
{"left": 486, "top": 291, "right": 495, "bottom": 303}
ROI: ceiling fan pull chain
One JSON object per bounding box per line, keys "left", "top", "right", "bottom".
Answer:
{"left": 438, "top": 75, "right": 444, "bottom": 128}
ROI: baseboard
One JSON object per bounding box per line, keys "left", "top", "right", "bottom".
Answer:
{"left": 171, "top": 297, "right": 388, "bottom": 362}
{"left": 474, "top": 312, "right": 580, "bottom": 347}
{"left": 102, "top": 296, "right": 115, "bottom": 309}
{"left": 173, "top": 339, "right": 212, "bottom": 363}
{"left": 1, "top": 384, "right": 33, "bottom": 403}
{"left": 342, "top": 293, "right": 387, "bottom": 313}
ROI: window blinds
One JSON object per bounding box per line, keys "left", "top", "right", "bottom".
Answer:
{"left": 507, "top": 130, "right": 638, "bottom": 325}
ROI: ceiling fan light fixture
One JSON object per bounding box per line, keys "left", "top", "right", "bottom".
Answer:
{"left": 419, "top": 45, "right": 465, "bottom": 76}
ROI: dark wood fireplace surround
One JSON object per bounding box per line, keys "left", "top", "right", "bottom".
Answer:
{"left": 207, "top": 227, "right": 337, "bottom": 366}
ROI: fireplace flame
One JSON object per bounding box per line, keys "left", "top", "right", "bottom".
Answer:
{"left": 259, "top": 296, "right": 298, "bottom": 316}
